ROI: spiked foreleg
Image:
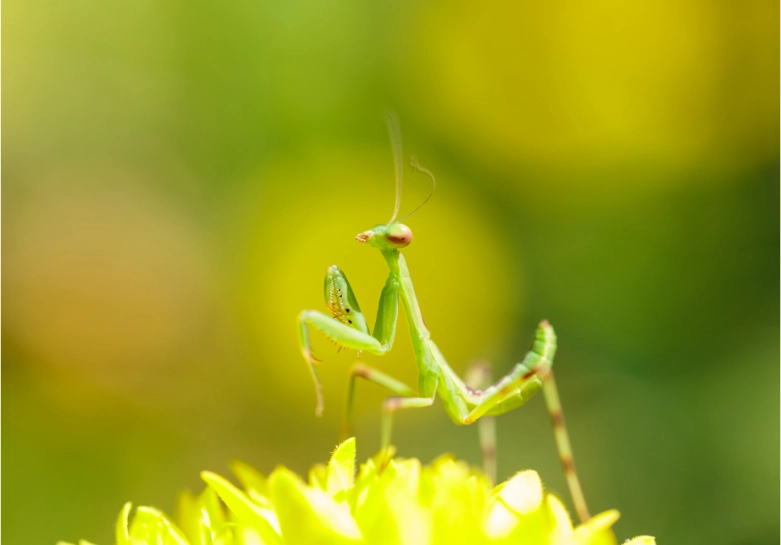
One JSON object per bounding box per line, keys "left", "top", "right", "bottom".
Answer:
{"left": 299, "top": 311, "right": 387, "bottom": 355}
{"left": 299, "top": 267, "right": 402, "bottom": 416}
{"left": 298, "top": 310, "right": 387, "bottom": 416}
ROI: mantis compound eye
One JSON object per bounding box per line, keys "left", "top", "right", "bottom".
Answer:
{"left": 386, "top": 223, "right": 412, "bottom": 247}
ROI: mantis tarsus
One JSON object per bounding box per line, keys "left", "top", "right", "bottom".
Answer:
{"left": 297, "top": 114, "right": 591, "bottom": 523}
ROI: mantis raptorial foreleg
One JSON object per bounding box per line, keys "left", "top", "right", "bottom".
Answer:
{"left": 297, "top": 117, "right": 593, "bottom": 523}
{"left": 298, "top": 310, "right": 385, "bottom": 417}
{"left": 298, "top": 311, "right": 385, "bottom": 357}
{"left": 298, "top": 264, "right": 400, "bottom": 416}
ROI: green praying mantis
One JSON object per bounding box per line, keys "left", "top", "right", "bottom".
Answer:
{"left": 297, "top": 114, "right": 591, "bottom": 524}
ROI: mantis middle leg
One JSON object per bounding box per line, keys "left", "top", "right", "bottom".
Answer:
{"left": 340, "top": 361, "right": 434, "bottom": 468}
{"left": 381, "top": 395, "right": 434, "bottom": 468}
{"left": 341, "top": 362, "right": 416, "bottom": 441}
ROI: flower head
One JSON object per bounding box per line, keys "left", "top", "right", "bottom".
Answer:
{"left": 60, "top": 439, "right": 655, "bottom": 545}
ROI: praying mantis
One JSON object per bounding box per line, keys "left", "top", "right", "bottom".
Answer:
{"left": 297, "top": 114, "right": 591, "bottom": 524}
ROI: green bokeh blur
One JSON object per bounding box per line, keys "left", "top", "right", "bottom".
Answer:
{"left": 3, "top": 1, "right": 778, "bottom": 544}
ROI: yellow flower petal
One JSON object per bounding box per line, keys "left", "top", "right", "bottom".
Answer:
{"left": 624, "top": 537, "right": 656, "bottom": 545}
{"left": 574, "top": 509, "right": 620, "bottom": 545}
{"left": 547, "top": 494, "right": 576, "bottom": 545}
{"left": 484, "top": 470, "right": 544, "bottom": 538}
{"left": 65, "top": 440, "right": 656, "bottom": 545}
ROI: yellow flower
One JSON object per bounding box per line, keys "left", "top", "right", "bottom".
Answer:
{"left": 60, "top": 439, "right": 656, "bottom": 545}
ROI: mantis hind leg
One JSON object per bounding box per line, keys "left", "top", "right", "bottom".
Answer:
{"left": 465, "top": 361, "right": 497, "bottom": 485}
{"left": 457, "top": 321, "right": 591, "bottom": 523}
{"left": 472, "top": 369, "right": 590, "bottom": 523}
{"left": 540, "top": 370, "right": 590, "bottom": 524}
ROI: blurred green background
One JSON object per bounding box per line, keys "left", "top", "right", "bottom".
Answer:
{"left": 3, "top": 1, "right": 778, "bottom": 544}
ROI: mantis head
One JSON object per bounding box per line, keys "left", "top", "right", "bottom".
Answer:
{"left": 356, "top": 223, "right": 413, "bottom": 250}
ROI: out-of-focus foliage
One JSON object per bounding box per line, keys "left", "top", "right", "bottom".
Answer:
{"left": 3, "top": 1, "right": 778, "bottom": 545}
{"left": 59, "top": 439, "right": 657, "bottom": 545}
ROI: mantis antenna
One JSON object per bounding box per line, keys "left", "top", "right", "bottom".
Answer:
{"left": 385, "top": 111, "right": 404, "bottom": 225}
{"left": 396, "top": 155, "right": 436, "bottom": 223}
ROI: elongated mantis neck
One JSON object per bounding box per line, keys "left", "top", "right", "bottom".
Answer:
{"left": 381, "top": 249, "right": 431, "bottom": 341}
{"left": 380, "top": 248, "right": 401, "bottom": 273}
